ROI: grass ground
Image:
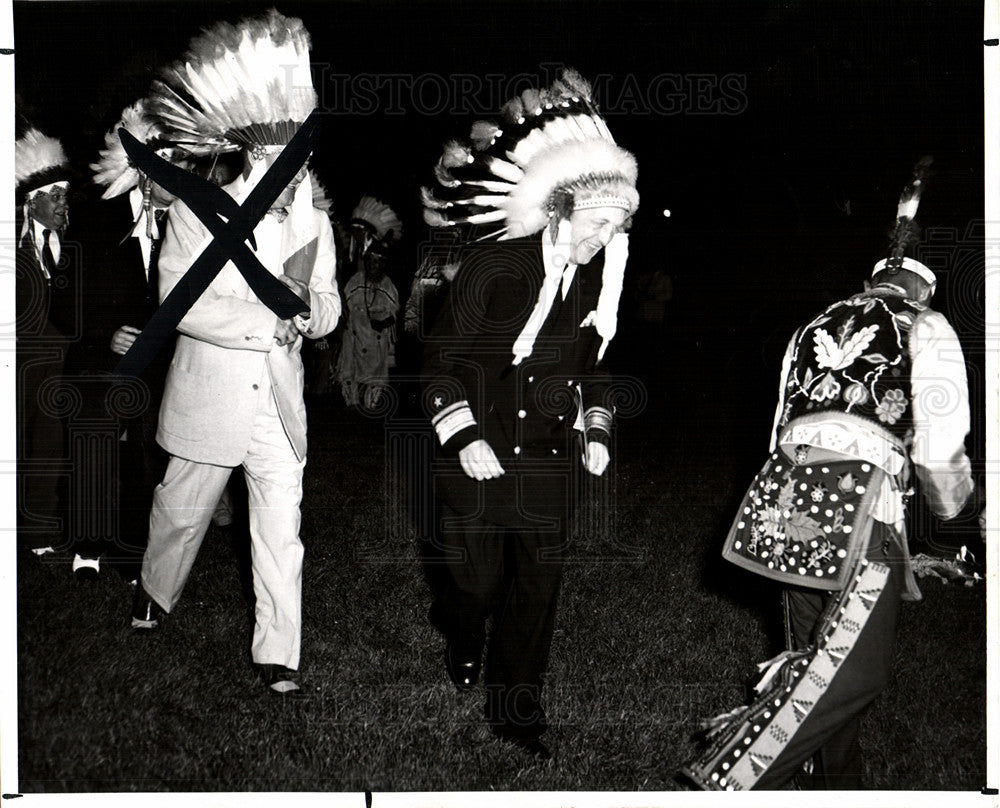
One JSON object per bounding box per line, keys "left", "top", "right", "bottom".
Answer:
{"left": 14, "top": 340, "right": 987, "bottom": 793}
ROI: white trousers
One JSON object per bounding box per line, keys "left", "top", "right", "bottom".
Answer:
{"left": 142, "top": 381, "right": 306, "bottom": 670}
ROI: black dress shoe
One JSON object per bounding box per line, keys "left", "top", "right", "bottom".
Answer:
{"left": 259, "top": 664, "right": 305, "bottom": 698}
{"left": 445, "top": 641, "right": 481, "bottom": 690}
{"left": 130, "top": 586, "right": 163, "bottom": 630}
{"left": 73, "top": 554, "right": 100, "bottom": 581}
{"left": 491, "top": 727, "right": 552, "bottom": 760}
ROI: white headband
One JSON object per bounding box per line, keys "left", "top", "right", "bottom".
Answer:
{"left": 26, "top": 180, "right": 69, "bottom": 199}
{"left": 574, "top": 195, "right": 634, "bottom": 212}
{"left": 872, "top": 256, "right": 936, "bottom": 286}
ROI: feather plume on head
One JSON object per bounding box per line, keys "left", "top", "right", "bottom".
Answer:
{"left": 148, "top": 8, "right": 318, "bottom": 155}
{"left": 349, "top": 195, "right": 402, "bottom": 255}
{"left": 90, "top": 100, "right": 179, "bottom": 200}
{"left": 872, "top": 156, "right": 937, "bottom": 287}
{"left": 421, "top": 67, "right": 638, "bottom": 241}
{"left": 16, "top": 128, "right": 70, "bottom": 203}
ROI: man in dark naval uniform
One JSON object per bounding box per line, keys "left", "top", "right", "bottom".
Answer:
{"left": 420, "top": 69, "right": 639, "bottom": 759}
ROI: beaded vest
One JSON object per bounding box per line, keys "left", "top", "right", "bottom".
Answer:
{"left": 778, "top": 290, "right": 926, "bottom": 443}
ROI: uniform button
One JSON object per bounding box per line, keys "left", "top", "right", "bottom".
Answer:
{"left": 528, "top": 376, "right": 534, "bottom": 383}
{"left": 552, "top": 449, "right": 558, "bottom": 455}
{"left": 566, "top": 379, "right": 574, "bottom": 386}
{"left": 517, "top": 409, "right": 527, "bottom": 419}
{"left": 252, "top": 384, "right": 259, "bottom": 390}
{"left": 514, "top": 446, "right": 521, "bottom": 455}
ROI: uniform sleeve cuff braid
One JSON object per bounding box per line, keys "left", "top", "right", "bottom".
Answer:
{"left": 432, "top": 401, "right": 477, "bottom": 445}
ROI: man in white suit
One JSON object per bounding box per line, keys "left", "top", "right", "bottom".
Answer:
{"left": 129, "top": 10, "right": 340, "bottom": 696}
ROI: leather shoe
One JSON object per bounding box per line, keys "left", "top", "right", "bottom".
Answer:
{"left": 130, "top": 586, "right": 163, "bottom": 630}
{"left": 73, "top": 554, "right": 100, "bottom": 581}
{"left": 259, "top": 664, "right": 305, "bottom": 698}
{"left": 445, "top": 641, "right": 481, "bottom": 690}
{"left": 491, "top": 727, "right": 552, "bottom": 760}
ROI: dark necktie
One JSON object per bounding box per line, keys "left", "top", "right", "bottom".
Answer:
{"left": 41, "top": 228, "right": 57, "bottom": 282}
{"left": 147, "top": 209, "right": 166, "bottom": 301}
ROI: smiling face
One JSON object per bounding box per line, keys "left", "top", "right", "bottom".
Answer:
{"left": 28, "top": 185, "right": 70, "bottom": 230}
{"left": 567, "top": 206, "right": 629, "bottom": 265}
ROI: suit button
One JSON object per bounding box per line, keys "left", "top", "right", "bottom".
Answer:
{"left": 252, "top": 384, "right": 259, "bottom": 390}
{"left": 514, "top": 446, "right": 521, "bottom": 455}
{"left": 517, "top": 409, "right": 526, "bottom": 419}
{"left": 552, "top": 449, "right": 558, "bottom": 455}
{"left": 528, "top": 376, "right": 534, "bottom": 383}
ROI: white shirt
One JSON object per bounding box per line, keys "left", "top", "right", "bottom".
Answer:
{"left": 510, "top": 233, "right": 577, "bottom": 364}
{"left": 20, "top": 219, "right": 61, "bottom": 279}
{"left": 128, "top": 186, "right": 166, "bottom": 275}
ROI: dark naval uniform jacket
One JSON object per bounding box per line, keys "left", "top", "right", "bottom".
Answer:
{"left": 421, "top": 235, "right": 613, "bottom": 529}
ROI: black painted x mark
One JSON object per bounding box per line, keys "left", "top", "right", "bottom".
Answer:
{"left": 113, "top": 110, "right": 322, "bottom": 377}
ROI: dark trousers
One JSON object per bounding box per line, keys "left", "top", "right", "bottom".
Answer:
{"left": 757, "top": 521, "right": 904, "bottom": 789}
{"left": 435, "top": 504, "right": 565, "bottom": 738}
{"left": 110, "top": 401, "right": 168, "bottom": 578}
{"left": 18, "top": 349, "right": 67, "bottom": 550}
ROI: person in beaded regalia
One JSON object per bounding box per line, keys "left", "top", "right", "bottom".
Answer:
{"left": 680, "top": 158, "right": 982, "bottom": 790}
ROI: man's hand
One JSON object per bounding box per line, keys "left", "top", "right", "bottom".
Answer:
{"left": 583, "top": 442, "right": 610, "bottom": 476}
{"left": 279, "top": 274, "right": 310, "bottom": 304}
{"left": 274, "top": 318, "right": 301, "bottom": 346}
{"left": 110, "top": 325, "right": 142, "bottom": 356}
{"left": 458, "top": 439, "right": 505, "bottom": 481}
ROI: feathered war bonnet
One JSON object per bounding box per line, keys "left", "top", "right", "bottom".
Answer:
{"left": 148, "top": 7, "right": 318, "bottom": 156}
{"left": 15, "top": 128, "right": 71, "bottom": 205}
{"left": 348, "top": 196, "right": 403, "bottom": 262}
{"left": 148, "top": 8, "right": 321, "bottom": 272}
{"left": 422, "top": 68, "right": 638, "bottom": 239}
{"left": 872, "top": 155, "right": 937, "bottom": 288}
{"left": 90, "top": 100, "right": 180, "bottom": 200}
{"left": 421, "top": 68, "right": 639, "bottom": 360}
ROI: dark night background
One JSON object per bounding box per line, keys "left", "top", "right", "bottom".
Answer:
{"left": 14, "top": 0, "right": 986, "bottom": 458}
{"left": 10, "top": 1, "right": 990, "bottom": 791}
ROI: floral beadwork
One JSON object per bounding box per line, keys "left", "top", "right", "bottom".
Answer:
{"left": 726, "top": 457, "right": 876, "bottom": 589}
{"left": 842, "top": 382, "right": 869, "bottom": 407}
{"left": 875, "top": 388, "right": 907, "bottom": 425}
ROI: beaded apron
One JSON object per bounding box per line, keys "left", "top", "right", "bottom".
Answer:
{"left": 722, "top": 451, "right": 883, "bottom": 590}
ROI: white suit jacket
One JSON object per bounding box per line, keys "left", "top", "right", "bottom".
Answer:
{"left": 155, "top": 180, "right": 340, "bottom": 465}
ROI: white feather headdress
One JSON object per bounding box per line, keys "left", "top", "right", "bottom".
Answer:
{"left": 351, "top": 196, "right": 403, "bottom": 242}
{"left": 311, "top": 171, "right": 333, "bottom": 214}
{"left": 149, "top": 8, "right": 318, "bottom": 155}
{"left": 421, "top": 68, "right": 639, "bottom": 240}
{"left": 16, "top": 128, "right": 70, "bottom": 198}
{"left": 90, "top": 100, "right": 176, "bottom": 199}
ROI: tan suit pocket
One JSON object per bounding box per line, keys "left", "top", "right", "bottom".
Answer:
{"left": 159, "top": 366, "right": 208, "bottom": 441}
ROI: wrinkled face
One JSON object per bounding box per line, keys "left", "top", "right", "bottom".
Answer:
{"left": 568, "top": 206, "right": 629, "bottom": 266}
{"left": 28, "top": 185, "right": 70, "bottom": 230}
